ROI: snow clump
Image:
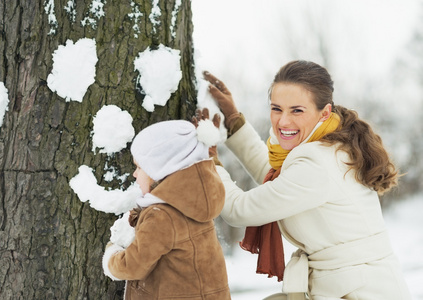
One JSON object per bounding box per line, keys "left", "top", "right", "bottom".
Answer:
{"left": 69, "top": 165, "right": 141, "bottom": 215}
{"left": 196, "top": 119, "right": 221, "bottom": 147}
{"left": 134, "top": 44, "right": 182, "bottom": 112}
{"left": 47, "top": 38, "right": 98, "bottom": 102}
{"left": 196, "top": 78, "right": 227, "bottom": 142}
{"left": 110, "top": 211, "right": 135, "bottom": 248}
{"left": 91, "top": 105, "right": 135, "bottom": 155}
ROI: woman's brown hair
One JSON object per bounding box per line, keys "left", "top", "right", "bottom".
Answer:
{"left": 270, "top": 60, "right": 398, "bottom": 195}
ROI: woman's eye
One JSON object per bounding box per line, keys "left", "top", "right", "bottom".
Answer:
{"left": 293, "top": 109, "right": 303, "bottom": 113}
{"left": 271, "top": 107, "right": 282, "bottom": 112}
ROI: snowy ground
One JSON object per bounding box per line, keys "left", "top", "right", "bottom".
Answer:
{"left": 225, "top": 195, "right": 423, "bottom": 300}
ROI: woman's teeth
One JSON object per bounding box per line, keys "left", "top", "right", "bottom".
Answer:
{"left": 281, "top": 130, "right": 299, "bottom": 136}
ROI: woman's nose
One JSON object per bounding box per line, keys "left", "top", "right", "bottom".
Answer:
{"left": 278, "top": 113, "right": 291, "bottom": 127}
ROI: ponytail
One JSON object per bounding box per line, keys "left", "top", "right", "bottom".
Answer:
{"left": 322, "top": 106, "right": 398, "bottom": 195}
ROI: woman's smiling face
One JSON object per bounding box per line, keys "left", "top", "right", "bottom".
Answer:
{"left": 270, "top": 83, "right": 331, "bottom": 151}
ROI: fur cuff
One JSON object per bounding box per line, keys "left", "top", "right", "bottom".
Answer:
{"left": 102, "top": 243, "right": 124, "bottom": 281}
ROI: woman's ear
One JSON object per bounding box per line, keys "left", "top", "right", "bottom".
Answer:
{"left": 320, "top": 103, "right": 332, "bottom": 121}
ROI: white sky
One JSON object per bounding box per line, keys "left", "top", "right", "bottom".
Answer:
{"left": 192, "top": 0, "right": 420, "bottom": 78}
{"left": 192, "top": 0, "right": 421, "bottom": 113}
{"left": 192, "top": 0, "right": 423, "bottom": 142}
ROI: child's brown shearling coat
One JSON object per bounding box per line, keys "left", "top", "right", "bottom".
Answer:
{"left": 108, "top": 160, "right": 231, "bottom": 299}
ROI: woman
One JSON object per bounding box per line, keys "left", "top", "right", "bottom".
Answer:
{"left": 204, "top": 61, "right": 411, "bottom": 300}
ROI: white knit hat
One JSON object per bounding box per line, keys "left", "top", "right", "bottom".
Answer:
{"left": 130, "top": 119, "right": 219, "bottom": 181}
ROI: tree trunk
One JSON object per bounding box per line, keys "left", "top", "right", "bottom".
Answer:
{"left": 0, "top": 0, "right": 196, "bottom": 298}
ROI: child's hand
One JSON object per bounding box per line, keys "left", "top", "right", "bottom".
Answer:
{"left": 110, "top": 211, "right": 135, "bottom": 248}
{"left": 192, "top": 108, "right": 222, "bottom": 166}
{"left": 102, "top": 242, "right": 124, "bottom": 281}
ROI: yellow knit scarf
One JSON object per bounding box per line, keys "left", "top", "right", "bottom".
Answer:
{"left": 267, "top": 112, "right": 341, "bottom": 169}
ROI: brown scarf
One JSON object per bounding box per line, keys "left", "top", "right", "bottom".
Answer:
{"left": 239, "top": 113, "right": 341, "bottom": 282}
{"left": 239, "top": 168, "right": 284, "bottom": 281}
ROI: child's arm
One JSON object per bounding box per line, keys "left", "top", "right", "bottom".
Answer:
{"left": 104, "top": 206, "right": 175, "bottom": 281}
{"left": 103, "top": 242, "right": 125, "bottom": 280}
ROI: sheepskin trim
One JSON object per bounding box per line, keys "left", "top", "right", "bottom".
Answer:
{"left": 102, "top": 244, "right": 124, "bottom": 281}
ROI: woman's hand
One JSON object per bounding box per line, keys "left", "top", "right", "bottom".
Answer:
{"left": 203, "top": 71, "right": 239, "bottom": 130}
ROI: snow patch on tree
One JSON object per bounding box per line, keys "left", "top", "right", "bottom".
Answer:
{"left": 47, "top": 38, "right": 98, "bottom": 102}
{"left": 103, "top": 163, "right": 130, "bottom": 183}
{"left": 170, "top": 0, "right": 182, "bottom": 38}
{"left": 134, "top": 44, "right": 182, "bottom": 112}
{"left": 0, "top": 82, "right": 9, "bottom": 128}
{"left": 69, "top": 165, "right": 141, "bottom": 215}
{"left": 128, "top": 1, "right": 143, "bottom": 38}
{"left": 149, "top": 0, "right": 161, "bottom": 34}
{"left": 81, "top": 0, "right": 107, "bottom": 28}
{"left": 64, "top": 0, "right": 76, "bottom": 22}
{"left": 91, "top": 105, "right": 135, "bottom": 155}
{"left": 44, "top": 0, "right": 58, "bottom": 35}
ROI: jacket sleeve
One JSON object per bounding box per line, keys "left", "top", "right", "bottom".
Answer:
{"left": 225, "top": 120, "right": 271, "bottom": 185}
{"left": 218, "top": 143, "right": 342, "bottom": 227}
{"left": 107, "top": 206, "right": 175, "bottom": 280}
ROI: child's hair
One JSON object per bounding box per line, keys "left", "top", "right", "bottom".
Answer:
{"left": 150, "top": 180, "right": 162, "bottom": 191}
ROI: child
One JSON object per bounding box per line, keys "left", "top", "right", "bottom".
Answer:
{"left": 102, "top": 119, "right": 231, "bottom": 299}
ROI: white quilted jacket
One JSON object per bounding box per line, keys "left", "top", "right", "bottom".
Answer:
{"left": 218, "top": 121, "right": 411, "bottom": 300}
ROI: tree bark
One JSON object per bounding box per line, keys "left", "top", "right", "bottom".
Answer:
{"left": 0, "top": 0, "right": 196, "bottom": 298}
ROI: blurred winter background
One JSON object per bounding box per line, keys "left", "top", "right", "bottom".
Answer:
{"left": 192, "top": 0, "right": 423, "bottom": 299}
